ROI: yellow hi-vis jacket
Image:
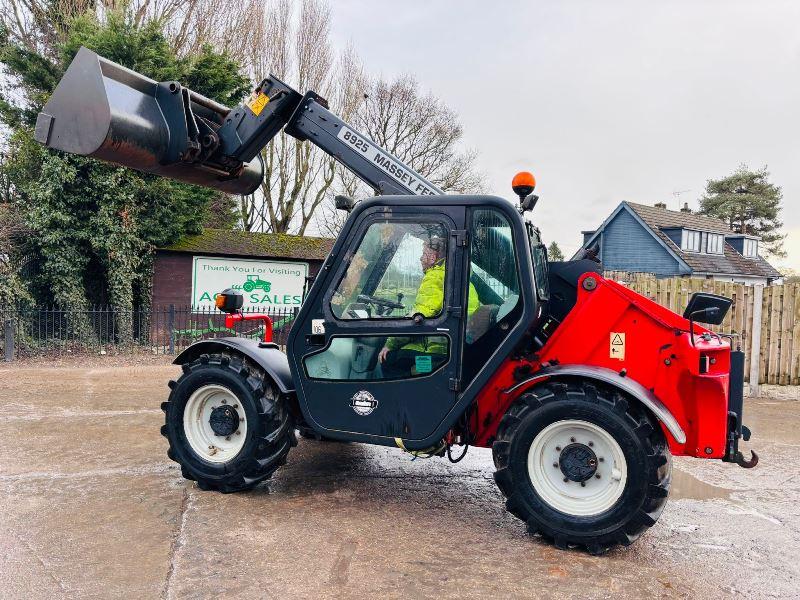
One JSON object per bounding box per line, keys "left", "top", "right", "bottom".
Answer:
{"left": 386, "top": 260, "right": 479, "bottom": 354}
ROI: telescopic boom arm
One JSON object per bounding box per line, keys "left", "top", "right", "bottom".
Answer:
{"left": 35, "top": 47, "right": 442, "bottom": 197}
{"left": 283, "top": 91, "right": 441, "bottom": 196}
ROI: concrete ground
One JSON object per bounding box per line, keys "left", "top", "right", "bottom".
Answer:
{"left": 1, "top": 364, "right": 798, "bottom": 599}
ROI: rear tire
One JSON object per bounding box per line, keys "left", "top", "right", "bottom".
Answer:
{"left": 492, "top": 379, "right": 671, "bottom": 554}
{"left": 161, "top": 352, "right": 296, "bottom": 492}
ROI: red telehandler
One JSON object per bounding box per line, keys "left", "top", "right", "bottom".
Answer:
{"left": 36, "top": 47, "right": 757, "bottom": 553}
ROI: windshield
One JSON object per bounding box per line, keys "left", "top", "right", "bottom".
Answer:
{"left": 330, "top": 220, "right": 448, "bottom": 319}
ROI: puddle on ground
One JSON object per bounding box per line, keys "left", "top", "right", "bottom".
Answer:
{"left": 671, "top": 468, "right": 732, "bottom": 501}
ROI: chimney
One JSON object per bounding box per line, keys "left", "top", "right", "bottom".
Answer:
{"left": 654, "top": 202, "right": 667, "bottom": 209}
{"left": 680, "top": 202, "right": 691, "bottom": 213}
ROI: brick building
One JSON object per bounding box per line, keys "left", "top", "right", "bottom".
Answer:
{"left": 152, "top": 228, "right": 334, "bottom": 309}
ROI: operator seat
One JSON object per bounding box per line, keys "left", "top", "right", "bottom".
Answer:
{"left": 466, "top": 304, "right": 500, "bottom": 345}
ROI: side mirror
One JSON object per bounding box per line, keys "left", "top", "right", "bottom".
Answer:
{"left": 215, "top": 288, "right": 244, "bottom": 314}
{"left": 520, "top": 193, "right": 539, "bottom": 213}
{"left": 335, "top": 195, "right": 356, "bottom": 212}
{"left": 683, "top": 292, "right": 731, "bottom": 325}
{"left": 575, "top": 242, "right": 601, "bottom": 264}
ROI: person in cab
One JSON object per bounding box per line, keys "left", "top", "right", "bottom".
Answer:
{"left": 379, "top": 236, "right": 479, "bottom": 378}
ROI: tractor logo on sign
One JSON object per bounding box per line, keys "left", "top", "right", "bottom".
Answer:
{"left": 240, "top": 274, "right": 272, "bottom": 293}
{"left": 350, "top": 390, "right": 378, "bottom": 416}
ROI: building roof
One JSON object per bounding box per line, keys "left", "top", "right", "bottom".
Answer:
{"left": 623, "top": 202, "right": 782, "bottom": 279}
{"left": 161, "top": 228, "right": 334, "bottom": 261}
{"left": 625, "top": 202, "right": 733, "bottom": 234}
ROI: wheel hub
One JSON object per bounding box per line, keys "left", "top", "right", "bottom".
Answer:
{"left": 209, "top": 405, "right": 240, "bottom": 437}
{"left": 558, "top": 443, "right": 598, "bottom": 482}
{"left": 526, "top": 419, "right": 628, "bottom": 516}
{"left": 183, "top": 385, "right": 247, "bottom": 464}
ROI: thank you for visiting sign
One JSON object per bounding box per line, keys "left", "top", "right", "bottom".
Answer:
{"left": 192, "top": 256, "right": 308, "bottom": 309}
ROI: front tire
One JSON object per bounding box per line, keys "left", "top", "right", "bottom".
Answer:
{"left": 161, "top": 353, "right": 296, "bottom": 492}
{"left": 492, "top": 380, "right": 671, "bottom": 554}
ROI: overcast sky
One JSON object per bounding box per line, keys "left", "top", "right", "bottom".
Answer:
{"left": 328, "top": 0, "right": 800, "bottom": 270}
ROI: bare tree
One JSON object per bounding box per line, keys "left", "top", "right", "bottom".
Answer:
{"left": 1, "top": 0, "right": 340, "bottom": 235}
{"left": 155, "top": 0, "right": 266, "bottom": 59}
{"left": 357, "top": 74, "right": 484, "bottom": 194}
{"left": 1, "top": 0, "right": 96, "bottom": 58}
{"left": 236, "top": 0, "right": 352, "bottom": 235}
{"left": 232, "top": 0, "right": 350, "bottom": 234}
{"left": 315, "top": 71, "right": 484, "bottom": 237}
{"left": 3, "top": 0, "right": 483, "bottom": 237}
{"left": 0, "top": 0, "right": 253, "bottom": 58}
{"left": 0, "top": 167, "right": 30, "bottom": 275}
{"left": 308, "top": 43, "right": 367, "bottom": 238}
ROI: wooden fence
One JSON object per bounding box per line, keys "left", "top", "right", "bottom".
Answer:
{"left": 604, "top": 272, "right": 800, "bottom": 386}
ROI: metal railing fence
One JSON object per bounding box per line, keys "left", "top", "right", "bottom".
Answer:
{"left": 0, "top": 305, "right": 298, "bottom": 360}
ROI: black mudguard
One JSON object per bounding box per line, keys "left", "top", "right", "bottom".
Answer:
{"left": 509, "top": 364, "right": 687, "bottom": 445}
{"left": 173, "top": 337, "right": 295, "bottom": 393}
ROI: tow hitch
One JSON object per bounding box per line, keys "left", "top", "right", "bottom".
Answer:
{"left": 728, "top": 423, "right": 759, "bottom": 468}
{"left": 722, "top": 349, "right": 759, "bottom": 469}
{"left": 735, "top": 449, "right": 759, "bottom": 469}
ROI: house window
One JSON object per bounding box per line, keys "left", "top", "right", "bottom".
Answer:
{"left": 681, "top": 229, "right": 701, "bottom": 252}
{"left": 743, "top": 238, "right": 758, "bottom": 258}
{"left": 706, "top": 233, "right": 724, "bottom": 255}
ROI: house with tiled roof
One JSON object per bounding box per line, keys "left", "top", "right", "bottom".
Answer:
{"left": 575, "top": 201, "right": 782, "bottom": 285}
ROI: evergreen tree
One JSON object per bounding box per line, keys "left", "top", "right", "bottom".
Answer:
{"left": 699, "top": 165, "right": 785, "bottom": 258}
{"left": 0, "top": 11, "right": 248, "bottom": 341}
{"left": 548, "top": 241, "right": 565, "bottom": 262}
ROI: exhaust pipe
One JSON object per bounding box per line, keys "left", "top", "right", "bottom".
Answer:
{"left": 35, "top": 48, "right": 301, "bottom": 195}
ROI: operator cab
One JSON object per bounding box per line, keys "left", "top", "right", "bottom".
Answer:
{"left": 312, "top": 211, "right": 526, "bottom": 383}
{"left": 287, "top": 184, "right": 546, "bottom": 448}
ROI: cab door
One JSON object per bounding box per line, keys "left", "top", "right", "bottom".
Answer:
{"left": 289, "top": 203, "right": 467, "bottom": 444}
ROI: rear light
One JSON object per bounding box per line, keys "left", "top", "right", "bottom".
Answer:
{"left": 214, "top": 289, "right": 244, "bottom": 313}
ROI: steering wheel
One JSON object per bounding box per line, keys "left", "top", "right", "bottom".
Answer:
{"left": 356, "top": 294, "right": 406, "bottom": 316}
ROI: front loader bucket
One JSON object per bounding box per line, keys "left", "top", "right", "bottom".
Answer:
{"left": 35, "top": 47, "right": 264, "bottom": 195}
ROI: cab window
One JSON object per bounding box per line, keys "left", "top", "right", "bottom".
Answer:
{"left": 304, "top": 335, "right": 450, "bottom": 381}
{"left": 330, "top": 220, "right": 448, "bottom": 320}
{"left": 465, "top": 209, "right": 520, "bottom": 345}
{"left": 528, "top": 222, "right": 550, "bottom": 301}
{"left": 462, "top": 208, "right": 522, "bottom": 386}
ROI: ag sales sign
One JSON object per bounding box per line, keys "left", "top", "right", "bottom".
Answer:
{"left": 191, "top": 256, "right": 308, "bottom": 309}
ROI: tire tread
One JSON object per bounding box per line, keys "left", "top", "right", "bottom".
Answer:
{"left": 491, "top": 379, "right": 671, "bottom": 554}
{"left": 163, "top": 352, "right": 295, "bottom": 492}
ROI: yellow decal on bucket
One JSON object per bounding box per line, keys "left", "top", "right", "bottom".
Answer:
{"left": 246, "top": 92, "right": 270, "bottom": 116}
{"left": 610, "top": 332, "right": 626, "bottom": 361}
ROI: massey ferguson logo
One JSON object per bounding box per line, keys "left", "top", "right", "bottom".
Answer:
{"left": 350, "top": 390, "right": 378, "bottom": 416}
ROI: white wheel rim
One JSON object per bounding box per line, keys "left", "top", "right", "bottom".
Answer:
{"left": 526, "top": 419, "right": 627, "bottom": 516}
{"left": 183, "top": 384, "right": 247, "bottom": 464}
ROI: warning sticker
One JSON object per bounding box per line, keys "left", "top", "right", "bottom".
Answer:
{"left": 610, "top": 332, "right": 626, "bottom": 361}
{"left": 246, "top": 92, "right": 270, "bottom": 116}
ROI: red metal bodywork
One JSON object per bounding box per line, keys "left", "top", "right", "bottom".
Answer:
{"left": 472, "top": 274, "right": 731, "bottom": 459}
{"left": 224, "top": 312, "right": 274, "bottom": 343}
